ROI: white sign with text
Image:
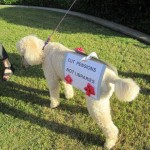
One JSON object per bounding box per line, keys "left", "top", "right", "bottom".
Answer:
{"left": 64, "top": 52, "right": 106, "bottom": 99}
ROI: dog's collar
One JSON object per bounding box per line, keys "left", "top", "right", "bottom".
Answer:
{"left": 42, "top": 37, "right": 51, "bottom": 50}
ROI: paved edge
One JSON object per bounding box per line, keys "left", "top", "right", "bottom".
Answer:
{"left": 1, "top": 5, "right": 150, "bottom": 45}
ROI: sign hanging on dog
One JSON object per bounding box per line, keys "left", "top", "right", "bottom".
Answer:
{"left": 64, "top": 52, "right": 106, "bottom": 99}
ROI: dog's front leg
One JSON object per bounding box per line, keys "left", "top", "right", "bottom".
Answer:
{"left": 48, "top": 76, "right": 60, "bottom": 108}
{"left": 49, "top": 82, "right": 60, "bottom": 108}
{"left": 43, "top": 67, "right": 60, "bottom": 108}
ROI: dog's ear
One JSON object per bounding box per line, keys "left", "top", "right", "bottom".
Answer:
{"left": 16, "top": 35, "right": 44, "bottom": 66}
{"left": 24, "top": 47, "right": 44, "bottom": 66}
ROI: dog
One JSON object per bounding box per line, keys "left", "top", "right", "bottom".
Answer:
{"left": 16, "top": 35, "right": 140, "bottom": 149}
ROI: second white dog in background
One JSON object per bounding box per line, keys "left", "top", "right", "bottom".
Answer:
{"left": 17, "top": 35, "right": 140, "bottom": 149}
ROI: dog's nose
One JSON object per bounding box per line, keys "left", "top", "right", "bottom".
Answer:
{"left": 21, "top": 57, "right": 30, "bottom": 69}
{"left": 22, "top": 63, "right": 30, "bottom": 69}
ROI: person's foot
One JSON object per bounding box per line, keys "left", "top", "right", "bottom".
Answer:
{"left": 2, "top": 65, "right": 15, "bottom": 81}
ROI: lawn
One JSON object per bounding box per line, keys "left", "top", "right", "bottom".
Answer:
{"left": 0, "top": 5, "right": 149, "bottom": 150}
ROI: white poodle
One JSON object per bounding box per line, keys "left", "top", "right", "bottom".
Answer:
{"left": 16, "top": 35, "right": 140, "bottom": 149}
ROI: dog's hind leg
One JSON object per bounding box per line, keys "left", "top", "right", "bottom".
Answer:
{"left": 63, "top": 81, "right": 74, "bottom": 99}
{"left": 86, "top": 95, "right": 118, "bottom": 149}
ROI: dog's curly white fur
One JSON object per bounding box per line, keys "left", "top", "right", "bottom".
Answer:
{"left": 17, "top": 35, "right": 140, "bottom": 149}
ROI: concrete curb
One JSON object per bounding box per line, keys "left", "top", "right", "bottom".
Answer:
{"left": 1, "top": 5, "right": 150, "bottom": 45}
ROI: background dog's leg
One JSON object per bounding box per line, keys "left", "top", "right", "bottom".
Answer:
{"left": 63, "top": 82, "right": 74, "bottom": 99}
{"left": 44, "top": 73, "right": 60, "bottom": 108}
{"left": 86, "top": 98, "right": 118, "bottom": 149}
{"left": 49, "top": 84, "right": 60, "bottom": 108}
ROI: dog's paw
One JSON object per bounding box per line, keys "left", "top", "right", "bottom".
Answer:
{"left": 63, "top": 82, "right": 74, "bottom": 99}
{"left": 50, "top": 101, "right": 60, "bottom": 108}
{"left": 104, "top": 142, "right": 115, "bottom": 150}
{"left": 65, "top": 92, "right": 74, "bottom": 99}
{"left": 104, "top": 138, "right": 118, "bottom": 150}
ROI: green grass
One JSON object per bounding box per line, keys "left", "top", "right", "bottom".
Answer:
{"left": 0, "top": 5, "right": 149, "bottom": 150}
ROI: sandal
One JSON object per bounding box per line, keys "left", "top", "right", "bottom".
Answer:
{"left": 2, "top": 64, "right": 15, "bottom": 81}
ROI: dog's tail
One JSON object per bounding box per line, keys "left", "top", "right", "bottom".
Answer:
{"left": 109, "top": 71, "right": 140, "bottom": 102}
{"left": 114, "top": 77, "right": 140, "bottom": 102}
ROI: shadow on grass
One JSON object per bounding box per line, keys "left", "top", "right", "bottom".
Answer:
{"left": 0, "top": 80, "right": 88, "bottom": 115}
{"left": 0, "top": 81, "right": 49, "bottom": 105}
{"left": 119, "top": 71, "right": 150, "bottom": 81}
{"left": 0, "top": 102, "right": 104, "bottom": 147}
{"left": 59, "top": 100, "right": 88, "bottom": 115}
